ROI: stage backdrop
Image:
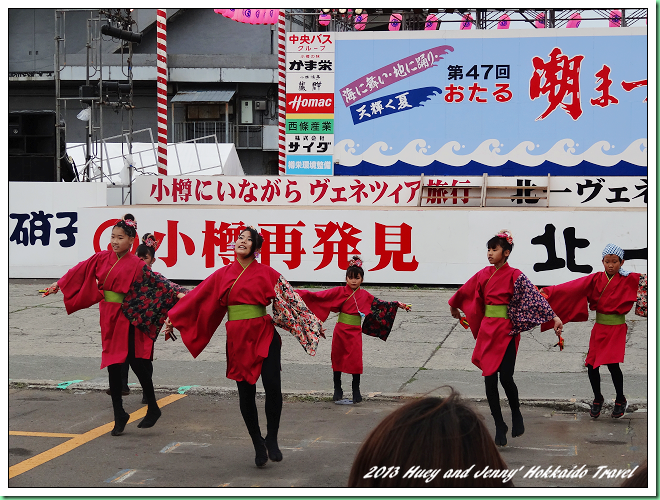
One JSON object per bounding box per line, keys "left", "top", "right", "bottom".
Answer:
{"left": 330, "top": 28, "right": 647, "bottom": 176}
{"left": 9, "top": 183, "right": 647, "bottom": 284}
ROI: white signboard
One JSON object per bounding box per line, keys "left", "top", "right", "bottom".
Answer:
{"left": 286, "top": 73, "right": 335, "bottom": 94}
{"left": 286, "top": 134, "right": 334, "bottom": 155}
{"left": 286, "top": 32, "right": 335, "bottom": 53}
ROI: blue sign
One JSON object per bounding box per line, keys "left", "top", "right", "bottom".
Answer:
{"left": 285, "top": 155, "right": 334, "bottom": 176}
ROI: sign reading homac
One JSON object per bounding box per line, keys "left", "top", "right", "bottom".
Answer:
{"left": 285, "top": 32, "right": 335, "bottom": 176}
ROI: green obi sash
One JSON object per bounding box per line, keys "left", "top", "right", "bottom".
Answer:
{"left": 596, "top": 312, "right": 626, "bottom": 325}
{"left": 103, "top": 290, "right": 126, "bottom": 303}
{"left": 484, "top": 304, "right": 509, "bottom": 319}
{"left": 227, "top": 304, "right": 267, "bottom": 321}
{"left": 338, "top": 312, "right": 361, "bottom": 326}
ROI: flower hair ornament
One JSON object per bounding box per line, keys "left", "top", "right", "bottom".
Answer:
{"left": 348, "top": 256, "right": 363, "bottom": 268}
{"left": 144, "top": 236, "right": 159, "bottom": 250}
{"left": 120, "top": 219, "right": 137, "bottom": 229}
{"left": 496, "top": 229, "right": 513, "bottom": 245}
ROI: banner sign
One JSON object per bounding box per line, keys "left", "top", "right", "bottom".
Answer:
{"left": 132, "top": 175, "right": 647, "bottom": 208}
{"left": 333, "top": 29, "right": 648, "bottom": 177}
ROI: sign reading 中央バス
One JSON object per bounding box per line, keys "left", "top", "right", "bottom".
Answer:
{"left": 286, "top": 32, "right": 336, "bottom": 176}
{"left": 333, "top": 28, "right": 647, "bottom": 176}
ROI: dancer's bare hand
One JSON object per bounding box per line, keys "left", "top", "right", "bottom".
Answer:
{"left": 450, "top": 306, "right": 461, "bottom": 320}
{"left": 552, "top": 316, "right": 563, "bottom": 336}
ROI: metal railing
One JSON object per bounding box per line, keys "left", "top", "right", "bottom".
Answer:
{"left": 173, "top": 121, "right": 264, "bottom": 149}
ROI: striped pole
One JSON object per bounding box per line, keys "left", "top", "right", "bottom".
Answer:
{"left": 277, "top": 9, "right": 286, "bottom": 175}
{"left": 156, "top": 9, "right": 168, "bottom": 175}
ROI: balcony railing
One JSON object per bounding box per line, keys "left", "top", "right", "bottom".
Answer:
{"left": 173, "top": 121, "right": 264, "bottom": 149}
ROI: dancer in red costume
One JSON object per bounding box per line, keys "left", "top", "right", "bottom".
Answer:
{"left": 540, "top": 243, "right": 647, "bottom": 419}
{"left": 449, "top": 230, "right": 563, "bottom": 447}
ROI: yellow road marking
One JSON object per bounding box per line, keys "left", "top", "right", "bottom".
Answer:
{"left": 10, "top": 431, "right": 81, "bottom": 438}
{"left": 9, "top": 393, "right": 186, "bottom": 479}
{"left": 345, "top": 408, "right": 353, "bottom": 415}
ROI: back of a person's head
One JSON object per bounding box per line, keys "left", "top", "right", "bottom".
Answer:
{"left": 620, "top": 464, "right": 647, "bottom": 488}
{"left": 348, "top": 389, "right": 513, "bottom": 488}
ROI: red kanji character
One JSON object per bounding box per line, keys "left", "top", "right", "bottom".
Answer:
{"left": 201, "top": 221, "right": 245, "bottom": 268}
{"left": 217, "top": 181, "right": 225, "bottom": 202}
{"left": 285, "top": 180, "right": 301, "bottom": 203}
{"left": 444, "top": 84, "right": 465, "bottom": 103}
{"left": 310, "top": 178, "right": 331, "bottom": 203}
{"left": 492, "top": 83, "right": 513, "bottom": 102}
{"left": 468, "top": 83, "right": 488, "bottom": 102}
{"left": 370, "top": 181, "right": 389, "bottom": 204}
{"left": 387, "top": 184, "right": 403, "bottom": 204}
{"left": 260, "top": 179, "right": 282, "bottom": 203}
{"left": 313, "top": 222, "right": 362, "bottom": 270}
{"left": 150, "top": 178, "right": 171, "bottom": 202}
{"left": 621, "top": 79, "right": 648, "bottom": 102}
{"left": 590, "top": 65, "right": 619, "bottom": 107}
{"left": 426, "top": 179, "right": 448, "bottom": 205}
{"left": 330, "top": 186, "right": 348, "bottom": 203}
{"left": 369, "top": 223, "right": 419, "bottom": 272}
{"left": 259, "top": 221, "right": 306, "bottom": 270}
{"left": 172, "top": 178, "right": 192, "bottom": 202}
{"left": 404, "top": 181, "right": 421, "bottom": 204}
{"left": 349, "top": 179, "right": 369, "bottom": 203}
{"left": 530, "top": 47, "right": 584, "bottom": 120}
{"left": 155, "top": 220, "right": 196, "bottom": 268}
{"left": 195, "top": 179, "right": 213, "bottom": 201}
{"left": 238, "top": 179, "right": 258, "bottom": 203}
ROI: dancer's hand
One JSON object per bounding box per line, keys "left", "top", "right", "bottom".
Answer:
{"left": 319, "top": 328, "right": 326, "bottom": 339}
{"left": 41, "top": 282, "right": 60, "bottom": 296}
{"left": 176, "top": 292, "right": 185, "bottom": 299}
{"left": 397, "top": 302, "right": 411, "bottom": 311}
{"left": 450, "top": 306, "right": 461, "bottom": 319}
{"left": 552, "top": 316, "right": 563, "bottom": 336}
{"left": 163, "top": 318, "right": 175, "bottom": 340}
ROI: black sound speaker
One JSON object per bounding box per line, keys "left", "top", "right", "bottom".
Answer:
{"left": 9, "top": 111, "right": 58, "bottom": 181}
{"left": 9, "top": 156, "right": 56, "bottom": 182}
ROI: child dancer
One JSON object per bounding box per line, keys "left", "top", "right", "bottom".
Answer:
{"left": 540, "top": 243, "right": 647, "bottom": 419}
{"left": 449, "top": 230, "right": 563, "bottom": 447}
{"left": 165, "top": 226, "right": 324, "bottom": 467}
{"left": 297, "top": 256, "right": 410, "bottom": 404}
{"left": 45, "top": 214, "right": 185, "bottom": 436}
{"left": 106, "top": 233, "right": 189, "bottom": 403}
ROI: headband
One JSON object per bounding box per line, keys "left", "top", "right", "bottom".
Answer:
{"left": 602, "top": 243, "right": 630, "bottom": 276}
{"left": 496, "top": 229, "right": 513, "bottom": 245}
{"left": 120, "top": 219, "right": 137, "bottom": 228}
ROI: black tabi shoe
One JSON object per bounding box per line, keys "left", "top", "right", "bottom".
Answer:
{"left": 111, "top": 411, "right": 130, "bottom": 436}
{"left": 494, "top": 423, "right": 508, "bottom": 447}
{"left": 253, "top": 437, "right": 268, "bottom": 467}
{"left": 590, "top": 396, "right": 604, "bottom": 418}
{"left": 511, "top": 411, "right": 525, "bottom": 438}
{"left": 333, "top": 388, "right": 343, "bottom": 401}
{"left": 265, "top": 435, "right": 283, "bottom": 462}
{"left": 137, "top": 406, "right": 161, "bottom": 428}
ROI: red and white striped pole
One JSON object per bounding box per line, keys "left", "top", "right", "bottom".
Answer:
{"left": 156, "top": 9, "right": 168, "bottom": 175}
{"left": 277, "top": 9, "right": 286, "bottom": 175}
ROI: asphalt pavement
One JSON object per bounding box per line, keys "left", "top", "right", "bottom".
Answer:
{"left": 7, "top": 278, "right": 651, "bottom": 490}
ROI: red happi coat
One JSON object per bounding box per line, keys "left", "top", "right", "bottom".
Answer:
{"left": 297, "top": 285, "right": 375, "bottom": 374}
{"left": 168, "top": 260, "right": 283, "bottom": 385}
{"left": 448, "top": 263, "right": 522, "bottom": 377}
{"left": 541, "top": 272, "right": 641, "bottom": 368}
{"left": 58, "top": 250, "right": 152, "bottom": 369}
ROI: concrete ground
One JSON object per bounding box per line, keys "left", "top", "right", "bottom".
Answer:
{"left": 7, "top": 278, "right": 651, "bottom": 491}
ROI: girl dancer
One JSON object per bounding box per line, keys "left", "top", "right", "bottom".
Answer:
{"left": 297, "top": 256, "right": 410, "bottom": 403}
{"left": 45, "top": 214, "right": 185, "bottom": 436}
{"left": 449, "top": 230, "right": 563, "bottom": 446}
{"left": 165, "top": 226, "right": 323, "bottom": 467}
{"left": 540, "top": 243, "right": 647, "bottom": 419}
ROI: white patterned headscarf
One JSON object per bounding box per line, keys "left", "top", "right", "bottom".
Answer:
{"left": 602, "top": 243, "right": 630, "bottom": 276}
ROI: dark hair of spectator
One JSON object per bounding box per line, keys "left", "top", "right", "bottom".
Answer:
{"left": 113, "top": 213, "right": 137, "bottom": 238}
{"left": 348, "top": 388, "right": 513, "bottom": 488}
{"left": 620, "top": 464, "right": 647, "bottom": 488}
{"left": 137, "top": 232, "right": 157, "bottom": 260}
{"left": 346, "top": 255, "right": 364, "bottom": 280}
{"left": 241, "top": 227, "right": 263, "bottom": 258}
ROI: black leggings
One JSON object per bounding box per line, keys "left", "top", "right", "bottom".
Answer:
{"left": 107, "top": 326, "right": 156, "bottom": 416}
{"left": 484, "top": 337, "right": 520, "bottom": 425}
{"left": 587, "top": 363, "right": 624, "bottom": 401}
{"left": 236, "top": 331, "right": 282, "bottom": 441}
